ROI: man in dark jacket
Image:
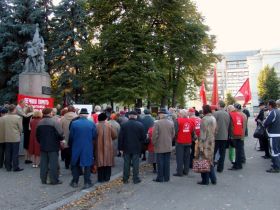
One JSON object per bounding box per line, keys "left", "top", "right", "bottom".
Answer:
{"left": 139, "top": 109, "right": 154, "bottom": 161}
{"left": 36, "top": 108, "right": 64, "bottom": 185}
{"left": 264, "top": 100, "right": 280, "bottom": 173}
{"left": 256, "top": 102, "right": 266, "bottom": 151}
{"left": 118, "top": 111, "right": 146, "bottom": 184}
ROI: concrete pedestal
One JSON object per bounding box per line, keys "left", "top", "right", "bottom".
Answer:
{"left": 19, "top": 72, "right": 51, "bottom": 98}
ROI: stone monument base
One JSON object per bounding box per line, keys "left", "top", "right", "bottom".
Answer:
{"left": 19, "top": 72, "right": 51, "bottom": 98}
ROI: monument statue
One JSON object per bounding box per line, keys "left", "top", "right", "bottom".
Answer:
{"left": 24, "top": 24, "right": 46, "bottom": 73}
{"left": 19, "top": 23, "right": 51, "bottom": 98}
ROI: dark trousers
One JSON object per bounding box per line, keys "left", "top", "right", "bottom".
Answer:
{"left": 262, "top": 136, "right": 270, "bottom": 157}
{"left": 259, "top": 137, "right": 266, "bottom": 150}
{"left": 71, "top": 164, "right": 91, "bottom": 185}
{"left": 214, "top": 140, "right": 227, "bottom": 172}
{"left": 175, "top": 144, "right": 190, "bottom": 175}
{"left": 189, "top": 141, "right": 195, "bottom": 168}
{"left": 123, "top": 153, "right": 140, "bottom": 183}
{"left": 40, "top": 151, "right": 59, "bottom": 184}
{"left": 5, "top": 142, "right": 20, "bottom": 171}
{"left": 269, "top": 137, "right": 280, "bottom": 170}
{"left": 240, "top": 140, "right": 246, "bottom": 163}
{"left": 156, "top": 152, "right": 171, "bottom": 182}
{"left": 233, "top": 139, "right": 243, "bottom": 169}
{"left": 201, "top": 165, "right": 216, "bottom": 184}
{"left": 62, "top": 148, "right": 71, "bottom": 169}
{"left": 0, "top": 143, "right": 5, "bottom": 168}
{"left": 97, "top": 166, "right": 111, "bottom": 182}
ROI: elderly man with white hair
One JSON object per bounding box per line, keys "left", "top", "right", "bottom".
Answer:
{"left": 173, "top": 109, "right": 196, "bottom": 177}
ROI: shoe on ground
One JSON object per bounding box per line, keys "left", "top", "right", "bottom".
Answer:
{"left": 153, "top": 179, "right": 164, "bottom": 183}
{"left": 70, "top": 182, "right": 78, "bottom": 188}
{"left": 133, "top": 179, "right": 141, "bottom": 184}
{"left": 50, "top": 180, "right": 63, "bottom": 185}
{"left": 25, "top": 160, "right": 32, "bottom": 164}
{"left": 266, "top": 168, "right": 280, "bottom": 173}
{"left": 262, "top": 155, "right": 271, "bottom": 159}
{"left": 83, "top": 183, "right": 93, "bottom": 189}
{"left": 197, "top": 181, "right": 209, "bottom": 185}
{"left": 228, "top": 167, "right": 242, "bottom": 170}
{"left": 217, "top": 169, "right": 223, "bottom": 173}
{"left": 211, "top": 181, "right": 217, "bottom": 185}
{"left": 173, "top": 173, "right": 183, "bottom": 177}
{"left": 123, "top": 180, "right": 129, "bottom": 184}
{"left": 13, "top": 168, "right": 24, "bottom": 172}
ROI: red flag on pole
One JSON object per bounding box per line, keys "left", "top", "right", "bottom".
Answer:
{"left": 211, "top": 66, "right": 219, "bottom": 106}
{"left": 200, "top": 80, "right": 207, "bottom": 105}
{"left": 237, "top": 78, "right": 252, "bottom": 106}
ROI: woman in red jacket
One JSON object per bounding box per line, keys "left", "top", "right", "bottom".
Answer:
{"left": 29, "top": 111, "right": 42, "bottom": 168}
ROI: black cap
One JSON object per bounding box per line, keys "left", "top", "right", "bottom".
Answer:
{"left": 259, "top": 102, "right": 265, "bottom": 106}
{"left": 234, "top": 103, "right": 242, "bottom": 110}
{"left": 98, "top": 112, "right": 107, "bottom": 121}
{"left": 129, "top": 111, "right": 138, "bottom": 115}
{"left": 0, "top": 107, "right": 8, "bottom": 114}
{"left": 80, "top": 108, "right": 89, "bottom": 115}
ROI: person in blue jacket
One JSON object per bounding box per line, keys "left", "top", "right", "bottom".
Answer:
{"left": 263, "top": 100, "right": 280, "bottom": 173}
{"left": 69, "top": 108, "right": 97, "bottom": 188}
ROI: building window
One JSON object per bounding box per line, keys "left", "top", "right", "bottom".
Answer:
{"left": 226, "top": 60, "right": 247, "bottom": 69}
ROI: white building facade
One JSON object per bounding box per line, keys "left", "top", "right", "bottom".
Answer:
{"left": 248, "top": 49, "right": 280, "bottom": 108}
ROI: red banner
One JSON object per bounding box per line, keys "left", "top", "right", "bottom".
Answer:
{"left": 17, "top": 94, "right": 54, "bottom": 110}
{"left": 200, "top": 80, "right": 207, "bottom": 105}
{"left": 237, "top": 78, "right": 252, "bottom": 106}
{"left": 211, "top": 66, "right": 219, "bottom": 106}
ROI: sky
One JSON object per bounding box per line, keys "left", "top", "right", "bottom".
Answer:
{"left": 194, "top": 0, "right": 280, "bottom": 52}
{"left": 53, "top": 0, "right": 280, "bottom": 53}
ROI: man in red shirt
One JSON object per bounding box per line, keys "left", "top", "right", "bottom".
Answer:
{"left": 174, "top": 109, "right": 196, "bottom": 176}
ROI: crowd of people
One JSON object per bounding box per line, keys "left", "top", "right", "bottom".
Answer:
{"left": 0, "top": 99, "right": 280, "bottom": 189}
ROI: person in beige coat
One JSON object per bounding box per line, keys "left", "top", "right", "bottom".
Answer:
{"left": 96, "top": 113, "right": 117, "bottom": 182}
{"left": 0, "top": 107, "right": 8, "bottom": 168}
{"left": 152, "top": 108, "right": 175, "bottom": 183}
{"left": 60, "top": 106, "right": 77, "bottom": 169}
{"left": 3, "top": 105, "right": 23, "bottom": 172}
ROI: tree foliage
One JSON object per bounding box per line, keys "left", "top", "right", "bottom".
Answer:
{"left": 0, "top": 0, "right": 217, "bottom": 107}
{"left": 0, "top": 0, "right": 44, "bottom": 103}
{"left": 49, "top": 0, "right": 89, "bottom": 103}
{"left": 225, "top": 92, "right": 236, "bottom": 106}
{"left": 81, "top": 0, "right": 217, "bottom": 107}
{"left": 257, "top": 65, "right": 280, "bottom": 102}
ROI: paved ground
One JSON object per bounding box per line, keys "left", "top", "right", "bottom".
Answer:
{"left": 0, "top": 154, "right": 124, "bottom": 210}
{"left": 1, "top": 118, "right": 280, "bottom": 210}
{"left": 62, "top": 118, "right": 280, "bottom": 210}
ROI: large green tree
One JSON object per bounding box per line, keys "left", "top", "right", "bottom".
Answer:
{"left": 0, "top": 0, "right": 44, "bottom": 103}
{"left": 81, "top": 0, "right": 156, "bottom": 106}
{"left": 257, "top": 65, "right": 280, "bottom": 102}
{"left": 81, "top": 0, "right": 217, "bottom": 107}
{"left": 49, "top": 0, "right": 88, "bottom": 104}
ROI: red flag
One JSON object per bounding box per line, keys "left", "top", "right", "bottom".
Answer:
{"left": 200, "top": 80, "right": 207, "bottom": 105}
{"left": 238, "top": 78, "right": 252, "bottom": 106}
{"left": 211, "top": 67, "right": 219, "bottom": 106}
